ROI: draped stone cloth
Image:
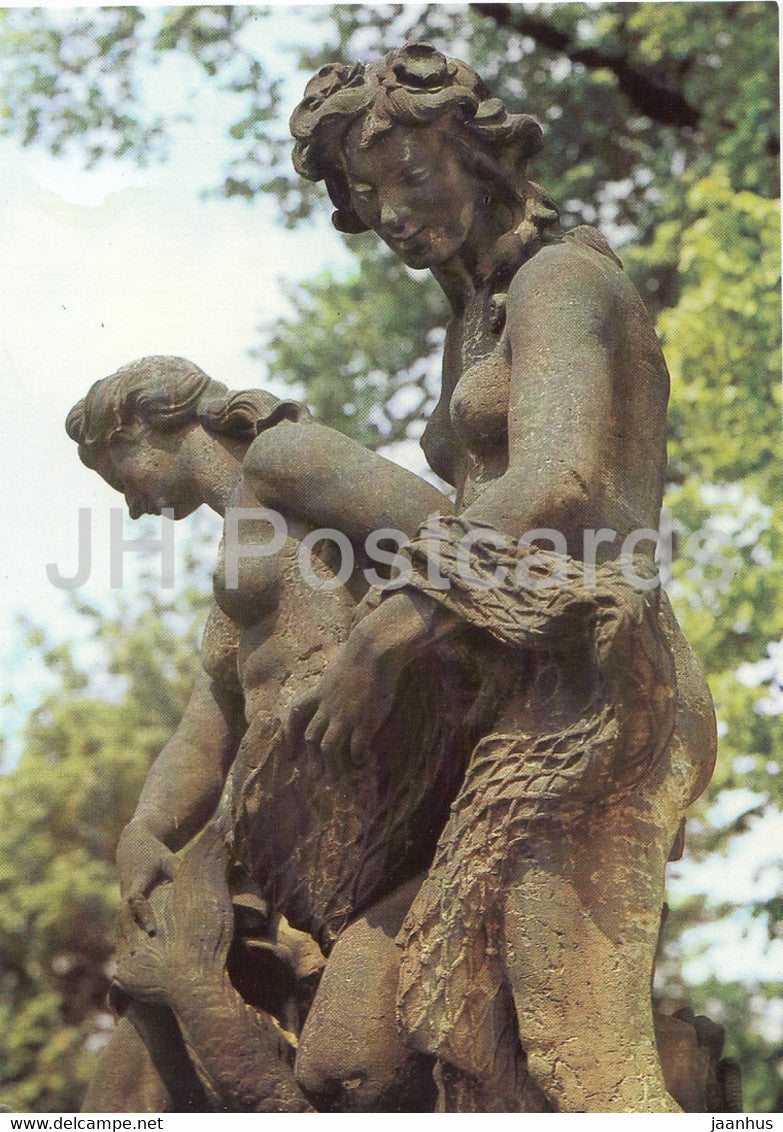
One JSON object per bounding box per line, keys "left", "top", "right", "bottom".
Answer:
{"left": 389, "top": 516, "right": 678, "bottom": 1087}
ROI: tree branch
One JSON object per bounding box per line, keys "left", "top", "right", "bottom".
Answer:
{"left": 472, "top": 4, "right": 700, "bottom": 129}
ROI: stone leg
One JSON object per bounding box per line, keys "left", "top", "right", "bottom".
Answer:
{"left": 83, "top": 1002, "right": 207, "bottom": 1112}
{"left": 294, "top": 876, "right": 437, "bottom": 1112}
{"left": 501, "top": 798, "right": 681, "bottom": 1112}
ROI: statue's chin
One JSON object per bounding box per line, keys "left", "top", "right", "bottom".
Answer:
{"left": 395, "top": 228, "right": 467, "bottom": 270}
{"left": 396, "top": 240, "right": 443, "bottom": 270}
{"left": 170, "top": 500, "right": 198, "bottom": 521}
{"left": 398, "top": 249, "right": 430, "bottom": 269}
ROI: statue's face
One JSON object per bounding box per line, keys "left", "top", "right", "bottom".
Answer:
{"left": 343, "top": 117, "right": 483, "bottom": 268}
{"left": 99, "top": 422, "right": 201, "bottom": 520}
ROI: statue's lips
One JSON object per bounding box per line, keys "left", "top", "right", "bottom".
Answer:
{"left": 388, "top": 227, "right": 424, "bottom": 246}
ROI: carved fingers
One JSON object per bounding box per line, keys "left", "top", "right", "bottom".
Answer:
{"left": 114, "top": 824, "right": 234, "bottom": 1009}
{"left": 286, "top": 631, "right": 401, "bottom": 771}
{"left": 116, "top": 821, "right": 177, "bottom": 936}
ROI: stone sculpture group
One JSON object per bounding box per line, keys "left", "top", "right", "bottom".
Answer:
{"left": 66, "top": 45, "right": 741, "bottom": 1113}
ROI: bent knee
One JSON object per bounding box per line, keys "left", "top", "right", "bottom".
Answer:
{"left": 294, "top": 878, "right": 434, "bottom": 1111}
{"left": 294, "top": 1028, "right": 435, "bottom": 1112}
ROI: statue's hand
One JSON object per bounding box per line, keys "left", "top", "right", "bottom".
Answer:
{"left": 287, "top": 621, "right": 404, "bottom": 770}
{"left": 116, "top": 819, "right": 177, "bottom": 936}
{"left": 114, "top": 824, "right": 234, "bottom": 1007}
{"left": 113, "top": 899, "right": 170, "bottom": 1005}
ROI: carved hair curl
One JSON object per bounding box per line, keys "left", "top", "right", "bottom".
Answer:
{"left": 66, "top": 356, "right": 305, "bottom": 466}
{"left": 291, "top": 43, "right": 549, "bottom": 238}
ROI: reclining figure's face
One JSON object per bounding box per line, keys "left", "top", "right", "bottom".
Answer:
{"left": 342, "top": 117, "right": 484, "bottom": 269}
{"left": 100, "top": 421, "right": 202, "bottom": 520}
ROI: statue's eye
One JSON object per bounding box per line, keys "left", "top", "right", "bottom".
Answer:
{"left": 109, "top": 429, "right": 140, "bottom": 452}
{"left": 403, "top": 168, "right": 429, "bottom": 186}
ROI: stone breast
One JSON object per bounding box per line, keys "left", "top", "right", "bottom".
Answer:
{"left": 449, "top": 290, "right": 511, "bottom": 461}
{"left": 212, "top": 532, "right": 287, "bottom": 626}
{"left": 449, "top": 341, "right": 511, "bottom": 457}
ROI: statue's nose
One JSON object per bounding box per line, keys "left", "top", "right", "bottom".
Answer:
{"left": 380, "top": 203, "right": 407, "bottom": 232}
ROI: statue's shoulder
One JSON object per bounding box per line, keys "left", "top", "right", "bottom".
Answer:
{"left": 562, "top": 225, "right": 623, "bottom": 267}
{"left": 506, "top": 227, "right": 627, "bottom": 325}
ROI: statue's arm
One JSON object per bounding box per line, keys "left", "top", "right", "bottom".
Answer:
{"left": 243, "top": 420, "right": 454, "bottom": 543}
{"left": 114, "top": 827, "right": 314, "bottom": 1112}
{"left": 420, "top": 317, "right": 463, "bottom": 485}
{"left": 168, "top": 977, "right": 313, "bottom": 1112}
{"left": 295, "top": 249, "right": 623, "bottom": 763}
{"left": 460, "top": 243, "right": 617, "bottom": 550}
{"left": 116, "top": 609, "right": 242, "bottom": 930}
{"left": 121, "top": 667, "right": 239, "bottom": 846}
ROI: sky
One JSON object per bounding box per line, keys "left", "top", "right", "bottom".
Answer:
{"left": 0, "top": 2, "right": 780, "bottom": 991}
{"left": 0, "top": 7, "right": 354, "bottom": 727}
{"left": 0, "top": 138, "right": 340, "bottom": 638}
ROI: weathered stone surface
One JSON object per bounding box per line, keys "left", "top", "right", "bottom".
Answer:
{"left": 67, "top": 44, "right": 734, "bottom": 1113}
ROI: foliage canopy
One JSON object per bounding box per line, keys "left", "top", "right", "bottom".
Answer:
{"left": 0, "top": 3, "right": 779, "bottom": 1111}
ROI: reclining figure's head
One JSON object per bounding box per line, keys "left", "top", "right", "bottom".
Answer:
{"left": 67, "top": 355, "right": 303, "bottom": 518}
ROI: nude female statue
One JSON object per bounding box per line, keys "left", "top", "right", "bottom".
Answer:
{"left": 66, "top": 351, "right": 723, "bottom": 1112}
{"left": 66, "top": 355, "right": 466, "bottom": 1111}
{"left": 268, "top": 44, "right": 717, "bottom": 1111}
{"left": 68, "top": 43, "right": 722, "bottom": 1113}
